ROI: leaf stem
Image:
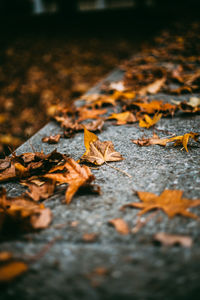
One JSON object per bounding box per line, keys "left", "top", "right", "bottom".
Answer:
{"left": 105, "top": 162, "right": 132, "bottom": 178}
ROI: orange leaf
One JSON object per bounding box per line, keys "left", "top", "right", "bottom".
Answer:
{"left": 0, "top": 261, "right": 28, "bottom": 282}
{"left": 122, "top": 190, "right": 200, "bottom": 219}
{"left": 139, "top": 113, "right": 162, "bottom": 128}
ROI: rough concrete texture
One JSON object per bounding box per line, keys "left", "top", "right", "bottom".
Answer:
{"left": 0, "top": 69, "right": 200, "bottom": 300}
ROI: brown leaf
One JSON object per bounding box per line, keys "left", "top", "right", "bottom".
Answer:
{"left": 25, "top": 181, "right": 55, "bottom": 201}
{"left": 42, "top": 134, "right": 61, "bottom": 144}
{"left": 0, "top": 261, "right": 28, "bottom": 282}
{"left": 139, "top": 78, "right": 166, "bottom": 95}
{"left": 107, "top": 111, "right": 137, "bottom": 125}
{"left": 108, "top": 218, "right": 130, "bottom": 235}
{"left": 44, "top": 157, "right": 96, "bottom": 204}
{"left": 82, "top": 233, "right": 98, "bottom": 242}
{"left": 0, "top": 188, "right": 52, "bottom": 232}
{"left": 122, "top": 190, "right": 200, "bottom": 219}
{"left": 0, "top": 150, "right": 65, "bottom": 182}
{"left": 153, "top": 232, "right": 193, "bottom": 248}
{"left": 84, "top": 119, "right": 104, "bottom": 132}
{"left": 81, "top": 128, "right": 123, "bottom": 165}
{"left": 77, "top": 107, "right": 107, "bottom": 122}
{"left": 132, "top": 133, "right": 169, "bottom": 146}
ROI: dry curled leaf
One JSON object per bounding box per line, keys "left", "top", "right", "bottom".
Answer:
{"left": 81, "top": 127, "right": 123, "bottom": 165}
{"left": 24, "top": 181, "right": 55, "bottom": 202}
{"left": 44, "top": 157, "right": 96, "bottom": 204}
{"left": 168, "top": 132, "right": 199, "bottom": 152}
{"left": 122, "top": 190, "right": 200, "bottom": 219}
{"left": 108, "top": 218, "right": 130, "bottom": 235}
{"left": 153, "top": 232, "right": 193, "bottom": 248}
{"left": 172, "top": 97, "right": 200, "bottom": 113}
{"left": 42, "top": 134, "right": 61, "bottom": 144}
{"left": 139, "top": 113, "right": 162, "bottom": 128}
{"left": 132, "top": 133, "right": 169, "bottom": 146}
{"left": 107, "top": 111, "right": 137, "bottom": 125}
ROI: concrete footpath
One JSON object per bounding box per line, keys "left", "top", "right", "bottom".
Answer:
{"left": 1, "top": 68, "right": 200, "bottom": 300}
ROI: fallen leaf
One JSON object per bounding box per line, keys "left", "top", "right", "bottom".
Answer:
{"left": 153, "top": 232, "right": 193, "bottom": 248}
{"left": 0, "top": 252, "right": 13, "bottom": 262}
{"left": 24, "top": 181, "right": 55, "bottom": 201}
{"left": 132, "top": 100, "right": 175, "bottom": 115}
{"left": 82, "top": 233, "right": 98, "bottom": 242}
{"left": 0, "top": 261, "right": 28, "bottom": 282}
{"left": 108, "top": 218, "right": 129, "bottom": 235}
{"left": 0, "top": 188, "right": 52, "bottom": 232}
{"left": 168, "top": 132, "right": 199, "bottom": 152}
{"left": 42, "top": 134, "right": 61, "bottom": 144}
{"left": 44, "top": 157, "right": 96, "bottom": 204}
{"left": 132, "top": 133, "right": 169, "bottom": 146}
{"left": 139, "top": 78, "right": 166, "bottom": 95}
{"left": 81, "top": 128, "right": 123, "bottom": 165}
{"left": 121, "top": 190, "right": 200, "bottom": 219}
{"left": 107, "top": 111, "right": 137, "bottom": 125}
{"left": 77, "top": 107, "right": 107, "bottom": 122}
{"left": 84, "top": 119, "right": 104, "bottom": 132}
{"left": 172, "top": 97, "right": 200, "bottom": 113}
{"left": 139, "top": 113, "right": 162, "bottom": 128}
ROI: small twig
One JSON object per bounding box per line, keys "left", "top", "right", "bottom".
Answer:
{"left": 132, "top": 211, "right": 158, "bottom": 233}
{"left": 26, "top": 236, "right": 62, "bottom": 264}
{"left": 105, "top": 162, "right": 132, "bottom": 178}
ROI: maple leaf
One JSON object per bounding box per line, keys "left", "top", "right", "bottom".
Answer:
{"left": 107, "top": 111, "right": 137, "bottom": 125}
{"left": 44, "top": 157, "right": 96, "bottom": 204}
{"left": 139, "top": 113, "right": 162, "bottom": 128}
{"left": 80, "top": 127, "right": 123, "bottom": 165}
{"left": 77, "top": 107, "right": 107, "bottom": 122}
{"left": 121, "top": 190, "right": 200, "bottom": 219}
{"left": 168, "top": 132, "right": 199, "bottom": 152}
{"left": 132, "top": 133, "right": 169, "bottom": 146}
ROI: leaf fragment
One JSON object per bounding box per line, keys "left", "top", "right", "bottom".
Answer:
{"left": 153, "top": 232, "right": 193, "bottom": 248}
{"left": 108, "top": 218, "right": 130, "bottom": 235}
{"left": 0, "top": 261, "right": 28, "bottom": 282}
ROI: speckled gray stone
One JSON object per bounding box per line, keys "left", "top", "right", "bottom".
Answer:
{"left": 0, "top": 69, "right": 200, "bottom": 300}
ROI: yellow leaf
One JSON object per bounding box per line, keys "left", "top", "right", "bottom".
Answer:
{"left": 139, "top": 113, "right": 162, "bottom": 128}
{"left": 83, "top": 126, "right": 98, "bottom": 153}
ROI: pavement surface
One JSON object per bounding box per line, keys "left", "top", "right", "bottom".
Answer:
{"left": 1, "top": 69, "right": 200, "bottom": 300}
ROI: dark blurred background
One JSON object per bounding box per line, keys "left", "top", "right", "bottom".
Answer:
{"left": 0, "top": 0, "right": 199, "bottom": 157}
